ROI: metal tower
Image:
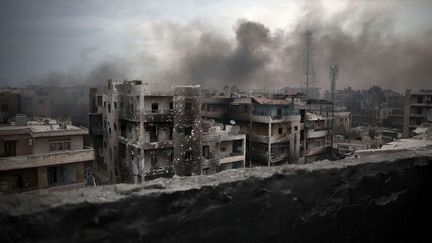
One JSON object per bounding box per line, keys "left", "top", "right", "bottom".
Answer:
{"left": 329, "top": 64, "right": 339, "bottom": 104}
{"left": 304, "top": 31, "right": 314, "bottom": 98}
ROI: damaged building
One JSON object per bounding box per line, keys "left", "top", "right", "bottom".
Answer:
{"left": 305, "top": 99, "right": 334, "bottom": 160}
{"left": 201, "top": 120, "right": 246, "bottom": 174}
{"left": 89, "top": 80, "right": 201, "bottom": 184}
{"left": 202, "top": 93, "right": 305, "bottom": 166}
{"left": 403, "top": 89, "right": 432, "bottom": 137}
{"left": 0, "top": 116, "right": 94, "bottom": 193}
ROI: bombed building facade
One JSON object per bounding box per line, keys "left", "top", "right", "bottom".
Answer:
{"left": 403, "top": 89, "right": 432, "bottom": 137}
{"left": 89, "top": 80, "right": 201, "bottom": 184}
{"left": 202, "top": 93, "right": 305, "bottom": 166}
{"left": 0, "top": 116, "right": 94, "bottom": 193}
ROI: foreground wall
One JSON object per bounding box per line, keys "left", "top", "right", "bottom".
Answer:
{"left": 0, "top": 150, "right": 431, "bottom": 242}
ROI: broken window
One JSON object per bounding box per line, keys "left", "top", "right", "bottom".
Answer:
{"left": 114, "top": 123, "right": 117, "bottom": 131}
{"left": 114, "top": 101, "right": 117, "bottom": 109}
{"left": 151, "top": 103, "right": 158, "bottom": 113}
{"left": 294, "top": 126, "right": 298, "bottom": 131}
{"left": 4, "top": 140, "right": 16, "bottom": 156}
{"left": 97, "top": 96, "right": 102, "bottom": 106}
{"left": 185, "top": 99, "right": 192, "bottom": 111}
{"left": 220, "top": 146, "right": 226, "bottom": 152}
{"left": 185, "top": 151, "right": 192, "bottom": 160}
{"left": 108, "top": 103, "right": 111, "bottom": 113}
{"left": 151, "top": 152, "right": 158, "bottom": 168}
{"left": 104, "top": 101, "right": 106, "bottom": 108}
{"left": 202, "top": 145, "right": 210, "bottom": 159}
{"left": 185, "top": 126, "right": 193, "bottom": 136}
{"left": 169, "top": 102, "right": 174, "bottom": 110}
{"left": 417, "top": 96, "right": 424, "bottom": 104}
{"left": 278, "top": 127, "right": 283, "bottom": 135}
{"left": 147, "top": 126, "right": 157, "bottom": 142}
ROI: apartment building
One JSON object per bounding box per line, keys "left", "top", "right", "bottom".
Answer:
{"left": 0, "top": 91, "right": 21, "bottom": 123}
{"left": 89, "top": 80, "right": 201, "bottom": 184}
{"left": 201, "top": 120, "right": 246, "bottom": 174}
{"left": 202, "top": 94, "right": 305, "bottom": 166}
{"left": 305, "top": 99, "right": 334, "bottom": 160}
{"left": 403, "top": 89, "right": 432, "bottom": 137}
{"left": 0, "top": 116, "right": 94, "bottom": 193}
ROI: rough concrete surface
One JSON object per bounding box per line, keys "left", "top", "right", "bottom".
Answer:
{"left": 0, "top": 150, "right": 431, "bottom": 242}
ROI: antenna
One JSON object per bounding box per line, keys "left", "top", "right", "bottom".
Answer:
{"left": 304, "top": 31, "right": 314, "bottom": 98}
{"left": 329, "top": 64, "right": 339, "bottom": 104}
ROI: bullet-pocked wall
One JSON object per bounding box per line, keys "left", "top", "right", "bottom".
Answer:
{"left": 173, "top": 86, "right": 202, "bottom": 176}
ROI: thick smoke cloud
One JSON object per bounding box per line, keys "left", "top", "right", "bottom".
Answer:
{"left": 7, "top": 1, "right": 432, "bottom": 91}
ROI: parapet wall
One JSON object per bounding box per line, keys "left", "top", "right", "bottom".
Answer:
{"left": 1, "top": 150, "right": 431, "bottom": 242}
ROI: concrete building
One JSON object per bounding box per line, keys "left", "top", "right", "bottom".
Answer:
{"left": 201, "top": 120, "right": 246, "bottom": 174}
{"left": 334, "top": 111, "right": 352, "bottom": 135}
{"left": 89, "top": 80, "right": 201, "bottom": 184}
{"left": 305, "top": 99, "right": 334, "bottom": 160}
{"left": 0, "top": 117, "right": 94, "bottom": 193}
{"left": 403, "top": 89, "right": 432, "bottom": 137}
{"left": 0, "top": 91, "right": 21, "bottom": 123}
{"left": 202, "top": 94, "right": 305, "bottom": 166}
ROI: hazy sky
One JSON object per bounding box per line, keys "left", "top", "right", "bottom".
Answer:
{"left": 1, "top": 0, "right": 431, "bottom": 91}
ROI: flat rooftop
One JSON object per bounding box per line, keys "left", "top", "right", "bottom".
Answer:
{"left": 0, "top": 119, "right": 88, "bottom": 136}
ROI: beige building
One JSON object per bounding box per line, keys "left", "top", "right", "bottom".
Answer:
{"left": 403, "top": 89, "right": 432, "bottom": 137}
{"left": 201, "top": 121, "right": 246, "bottom": 174}
{"left": 0, "top": 117, "right": 94, "bottom": 193}
{"left": 202, "top": 95, "right": 304, "bottom": 166}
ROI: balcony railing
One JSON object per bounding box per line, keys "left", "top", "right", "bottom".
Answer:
{"left": 0, "top": 148, "right": 95, "bottom": 171}
{"left": 143, "top": 109, "right": 173, "bottom": 114}
{"left": 144, "top": 166, "right": 174, "bottom": 181}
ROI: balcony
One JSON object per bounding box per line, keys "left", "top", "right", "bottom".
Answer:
{"left": 144, "top": 166, "right": 175, "bottom": 181}
{"left": 251, "top": 110, "right": 301, "bottom": 123}
{"left": 219, "top": 154, "right": 245, "bottom": 164}
{"left": 143, "top": 109, "right": 174, "bottom": 123}
{"left": 0, "top": 148, "right": 95, "bottom": 171}
{"left": 307, "top": 130, "right": 329, "bottom": 139}
{"left": 118, "top": 109, "right": 140, "bottom": 121}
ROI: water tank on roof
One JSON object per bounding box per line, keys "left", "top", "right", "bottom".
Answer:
{"left": 15, "top": 114, "right": 27, "bottom": 126}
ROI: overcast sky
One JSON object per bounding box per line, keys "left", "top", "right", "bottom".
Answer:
{"left": 1, "top": 0, "right": 431, "bottom": 91}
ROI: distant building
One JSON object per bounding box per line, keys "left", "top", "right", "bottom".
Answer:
{"left": 89, "top": 80, "right": 201, "bottom": 184}
{"left": 334, "top": 112, "right": 352, "bottom": 135}
{"left": 403, "top": 89, "right": 432, "bottom": 137}
{"left": 0, "top": 116, "right": 94, "bottom": 193}
{"left": 0, "top": 91, "right": 21, "bottom": 123}
{"left": 201, "top": 121, "right": 246, "bottom": 175}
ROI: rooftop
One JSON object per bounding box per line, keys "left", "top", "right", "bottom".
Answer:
{"left": 0, "top": 119, "right": 88, "bottom": 137}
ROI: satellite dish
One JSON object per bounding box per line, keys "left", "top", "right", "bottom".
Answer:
{"left": 230, "top": 120, "right": 236, "bottom": 125}
{"left": 209, "top": 119, "right": 216, "bottom": 126}
{"left": 426, "top": 109, "right": 432, "bottom": 122}
{"left": 231, "top": 125, "right": 240, "bottom": 133}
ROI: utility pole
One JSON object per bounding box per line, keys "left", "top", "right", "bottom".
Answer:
{"left": 329, "top": 64, "right": 339, "bottom": 104}
{"left": 304, "top": 31, "right": 314, "bottom": 98}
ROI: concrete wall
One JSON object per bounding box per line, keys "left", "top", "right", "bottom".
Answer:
{"left": 33, "top": 135, "right": 84, "bottom": 154}
{"left": 0, "top": 133, "right": 32, "bottom": 156}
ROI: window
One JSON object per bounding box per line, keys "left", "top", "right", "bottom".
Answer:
{"left": 120, "top": 102, "right": 124, "bottom": 109}
{"left": 294, "top": 126, "right": 298, "bottom": 131}
{"left": 151, "top": 103, "right": 158, "bottom": 113}
{"left": 185, "top": 126, "right": 193, "bottom": 136}
{"left": 202, "top": 145, "right": 210, "bottom": 159}
{"left": 114, "top": 102, "right": 117, "bottom": 109}
{"left": 0, "top": 104, "right": 8, "bottom": 112}
{"left": 114, "top": 123, "right": 117, "bottom": 131}
{"left": 108, "top": 103, "right": 111, "bottom": 113}
{"left": 278, "top": 127, "right": 283, "bottom": 135}
{"left": 185, "top": 151, "right": 192, "bottom": 160}
{"left": 104, "top": 101, "right": 106, "bottom": 108}
{"left": 4, "top": 140, "right": 16, "bottom": 156}
{"left": 97, "top": 96, "right": 102, "bottom": 106}
{"left": 169, "top": 102, "right": 174, "bottom": 110}
{"left": 202, "top": 168, "right": 209, "bottom": 175}
{"left": 49, "top": 140, "right": 71, "bottom": 152}
{"left": 220, "top": 147, "right": 226, "bottom": 152}
{"left": 151, "top": 152, "right": 158, "bottom": 168}
{"left": 185, "top": 99, "right": 192, "bottom": 111}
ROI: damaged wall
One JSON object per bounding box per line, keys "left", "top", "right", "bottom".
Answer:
{"left": 0, "top": 150, "right": 431, "bottom": 242}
